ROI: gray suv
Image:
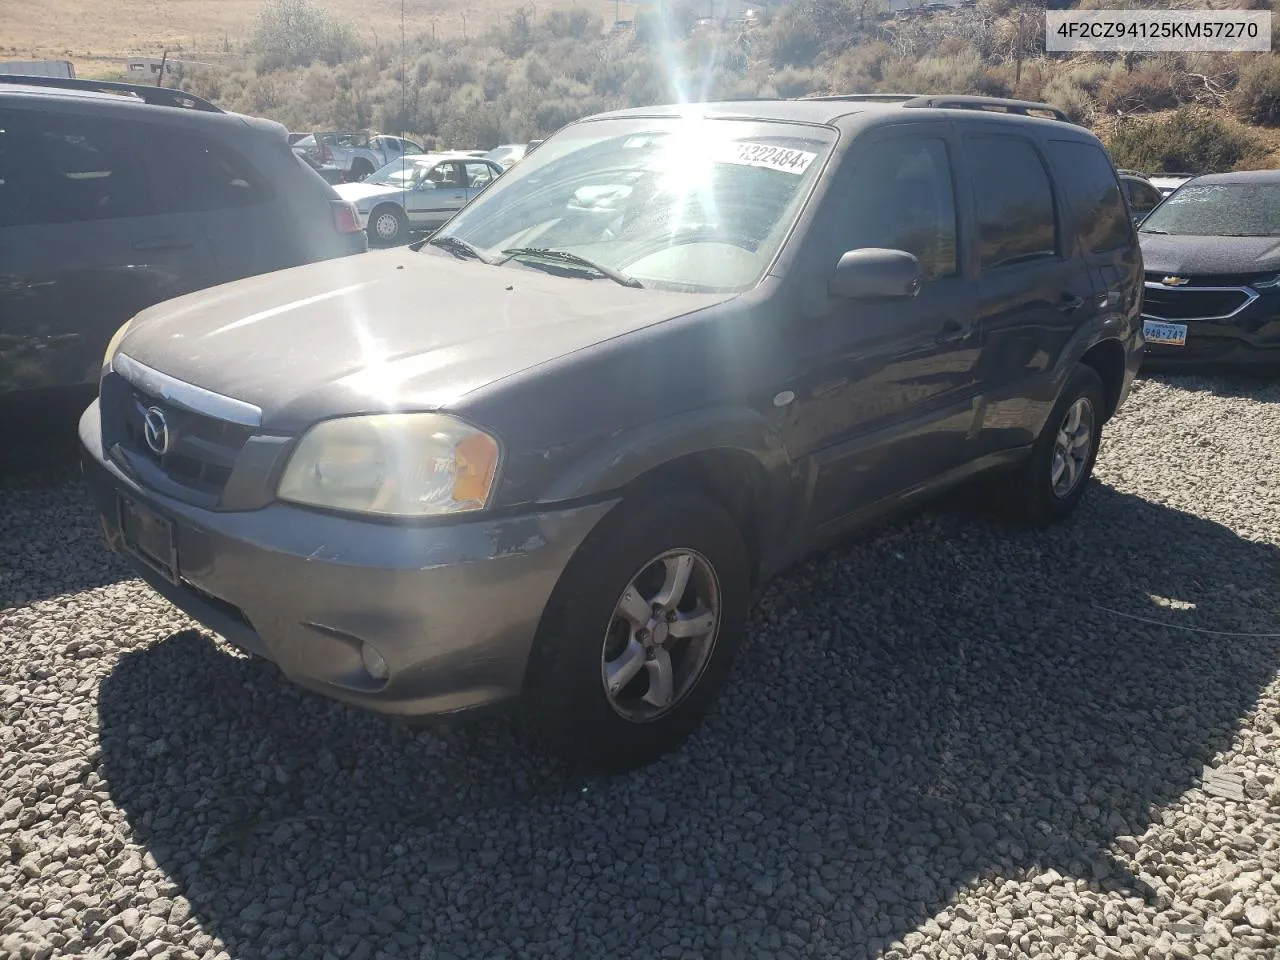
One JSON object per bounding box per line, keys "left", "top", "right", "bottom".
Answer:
{"left": 81, "top": 95, "right": 1144, "bottom": 770}
{"left": 0, "top": 76, "right": 367, "bottom": 424}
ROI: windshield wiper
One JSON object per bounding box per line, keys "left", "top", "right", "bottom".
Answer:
{"left": 425, "top": 234, "right": 495, "bottom": 264}
{"left": 499, "top": 247, "right": 643, "bottom": 288}
{"left": 1140, "top": 228, "right": 1170, "bottom": 234}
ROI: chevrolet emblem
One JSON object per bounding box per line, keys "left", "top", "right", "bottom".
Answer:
{"left": 1162, "top": 276, "right": 1191, "bottom": 286}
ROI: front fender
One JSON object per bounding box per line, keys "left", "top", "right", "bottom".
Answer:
{"left": 537, "top": 407, "right": 795, "bottom": 551}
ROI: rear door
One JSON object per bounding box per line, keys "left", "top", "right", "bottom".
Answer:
{"left": 147, "top": 124, "right": 295, "bottom": 281}
{"left": 0, "top": 106, "right": 216, "bottom": 401}
{"left": 1046, "top": 138, "right": 1142, "bottom": 357}
{"left": 959, "top": 129, "right": 1097, "bottom": 455}
{"left": 785, "top": 124, "right": 982, "bottom": 533}
{"left": 463, "top": 160, "right": 499, "bottom": 201}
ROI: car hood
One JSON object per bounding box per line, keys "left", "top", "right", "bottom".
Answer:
{"left": 117, "top": 249, "right": 729, "bottom": 430}
{"left": 333, "top": 182, "right": 402, "bottom": 205}
{"left": 1139, "top": 233, "right": 1280, "bottom": 277}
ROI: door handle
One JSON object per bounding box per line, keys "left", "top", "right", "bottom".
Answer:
{"left": 133, "top": 237, "right": 195, "bottom": 252}
{"left": 935, "top": 319, "right": 975, "bottom": 344}
{"left": 1056, "top": 294, "right": 1085, "bottom": 313}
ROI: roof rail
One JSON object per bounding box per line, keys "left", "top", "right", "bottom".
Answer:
{"left": 0, "top": 74, "right": 223, "bottom": 112}
{"left": 901, "top": 95, "right": 1069, "bottom": 123}
{"left": 802, "top": 92, "right": 1072, "bottom": 123}
{"left": 802, "top": 93, "right": 925, "bottom": 103}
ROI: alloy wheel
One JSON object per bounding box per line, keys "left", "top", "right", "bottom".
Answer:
{"left": 600, "top": 549, "right": 721, "bottom": 723}
{"left": 1051, "top": 396, "right": 1095, "bottom": 498}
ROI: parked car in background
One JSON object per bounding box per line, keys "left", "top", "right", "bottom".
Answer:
{"left": 286, "top": 131, "right": 311, "bottom": 145}
{"left": 0, "top": 75, "right": 367, "bottom": 438}
{"left": 484, "top": 143, "right": 529, "bottom": 169}
{"left": 292, "top": 131, "right": 426, "bottom": 182}
{"left": 333, "top": 153, "right": 504, "bottom": 245}
{"left": 1138, "top": 171, "right": 1280, "bottom": 366}
{"left": 1149, "top": 172, "right": 1195, "bottom": 197}
{"left": 1117, "top": 170, "right": 1164, "bottom": 224}
{"left": 81, "top": 94, "right": 1140, "bottom": 770}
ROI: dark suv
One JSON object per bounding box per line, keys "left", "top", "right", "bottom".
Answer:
{"left": 0, "top": 77, "right": 367, "bottom": 423}
{"left": 81, "top": 95, "right": 1143, "bottom": 770}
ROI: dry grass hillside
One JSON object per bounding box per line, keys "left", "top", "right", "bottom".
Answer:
{"left": 0, "top": 0, "right": 638, "bottom": 73}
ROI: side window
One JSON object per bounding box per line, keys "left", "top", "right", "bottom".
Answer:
{"left": 840, "top": 137, "right": 958, "bottom": 283}
{"left": 428, "top": 161, "right": 464, "bottom": 187}
{"left": 1047, "top": 139, "right": 1131, "bottom": 253}
{"left": 0, "top": 110, "right": 154, "bottom": 226}
{"left": 465, "top": 161, "right": 496, "bottom": 189}
{"left": 149, "top": 130, "right": 273, "bottom": 213}
{"left": 1132, "top": 181, "right": 1162, "bottom": 217}
{"left": 966, "top": 135, "right": 1057, "bottom": 271}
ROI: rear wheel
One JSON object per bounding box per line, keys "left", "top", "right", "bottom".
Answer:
{"left": 349, "top": 158, "right": 374, "bottom": 181}
{"left": 523, "top": 493, "right": 751, "bottom": 771}
{"left": 368, "top": 205, "right": 408, "bottom": 246}
{"left": 1007, "top": 363, "right": 1106, "bottom": 525}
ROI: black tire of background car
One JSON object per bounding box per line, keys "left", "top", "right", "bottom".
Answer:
{"left": 350, "top": 159, "right": 374, "bottom": 181}
{"left": 1007, "top": 363, "right": 1106, "bottom": 526}
{"left": 368, "top": 204, "right": 408, "bottom": 247}
{"left": 522, "top": 492, "right": 751, "bottom": 771}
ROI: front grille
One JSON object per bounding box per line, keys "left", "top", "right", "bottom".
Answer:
{"left": 1142, "top": 285, "right": 1253, "bottom": 322}
{"left": 101, "top": 372, "right": 252, "bottom": 498}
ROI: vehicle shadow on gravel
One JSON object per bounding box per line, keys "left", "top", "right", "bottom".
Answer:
{"left": 96, "top": 483, "right": 1280, "bottom": 960}
{"left": 0, "top": 469, "right": 131, "bottom": 609}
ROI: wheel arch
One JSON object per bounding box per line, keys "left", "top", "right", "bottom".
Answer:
{"left": 537, "top": 406, "right": 794, "bottom": 585}
{"left": 1078, "top": 337, "right": 1127, "bottom": 421}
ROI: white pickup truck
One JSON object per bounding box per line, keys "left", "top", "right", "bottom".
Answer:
{"left": 293, "top": 131, "right": 426, "bottom": 182}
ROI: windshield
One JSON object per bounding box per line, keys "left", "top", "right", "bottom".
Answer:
{"left": 366, "top": 158, "right": 433, "bottom": 187}
{"left": 1140, "top": 182, "right": 1280, "bottom": 237}
{"left": 431, "top": 116, "right": 836, "bottom": 293}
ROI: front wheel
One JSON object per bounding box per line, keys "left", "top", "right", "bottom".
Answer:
{"left": 1007, "top": 363, "right": 1106, "bottom": 525}
{"left": 522, "top": 493, "right": 751, "bottom": 771}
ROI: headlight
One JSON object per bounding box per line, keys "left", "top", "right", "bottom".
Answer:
{"left": 102, "top": 319, "right": 133, "bottom": 373}
{"left": 277, "top": 413, "right": 500, "bottom": 517}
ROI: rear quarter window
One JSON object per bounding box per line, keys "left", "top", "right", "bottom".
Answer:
{"left": 1048, "top": 139, "right": 1132, "bottom": 254}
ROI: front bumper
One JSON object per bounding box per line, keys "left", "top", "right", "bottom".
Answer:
{"left": 1142, "top": 284, "right": 1280, "bottom": 367}
{"left": 80, "top": 401, "right": 616, "bottom": 718}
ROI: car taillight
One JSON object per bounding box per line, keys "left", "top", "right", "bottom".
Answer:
{"left": 330, "top": 200, "right": 362, "bottom": 234}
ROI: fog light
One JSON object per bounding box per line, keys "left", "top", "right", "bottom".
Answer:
{"left": 361, "top": 642, "right": 389, "bottom": 681}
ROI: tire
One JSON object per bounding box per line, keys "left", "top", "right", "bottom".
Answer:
{"left": 350, "top": 159, "right": 374, "bottom": 181}
{"left": 522, "top": 492, "right": 751, "bottom": 771}
{"left": 1008, "top": 363, "right": 1106, "bottom": 526}
{"left": 368, "top": 205, "right": 408, "bottom": 246}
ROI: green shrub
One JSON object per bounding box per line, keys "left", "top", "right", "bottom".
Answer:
{"left": 252, "top": 0, "right": 362, "bottom": 72}
{"left": 1108, "top": 107, "right": 1263, "bottom": 175}
{"left": 1041, "top": 74, "right": 1093, "bottom": 124}
{"left": 1095, "top": 66, "right": 1178, "bottom": 114}
{"left": 1232, "top": 56, "right": 1280, "bottom": 126}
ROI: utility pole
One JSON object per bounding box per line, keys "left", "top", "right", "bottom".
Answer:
{"left": 400, "top": 0, "right": 406, "bottom": 138}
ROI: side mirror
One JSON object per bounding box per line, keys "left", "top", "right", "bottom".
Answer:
{"left": 416, "top": 180, "right": 437, "bottom": 190}
{"left": 829, "top": 248, "right": 922, "bottom": 300}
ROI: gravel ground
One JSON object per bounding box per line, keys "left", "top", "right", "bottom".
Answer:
{"left": 3, "top": 372, "right": 1280, "bottom": 960}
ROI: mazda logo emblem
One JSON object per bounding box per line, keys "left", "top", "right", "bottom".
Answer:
{"left": 143, "top": 406, "right": 170, "bottom": 455}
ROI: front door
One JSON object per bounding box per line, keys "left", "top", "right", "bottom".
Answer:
{"left": 782, "top": 125, "right": 982, "bottom": 535}
{"left": 404, "top": 160, "right": 468, "bottom": 229}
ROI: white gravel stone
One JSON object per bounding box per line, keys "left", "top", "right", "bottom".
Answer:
{"left": 4, "top": 372, "right": 1280, "bottom": 959}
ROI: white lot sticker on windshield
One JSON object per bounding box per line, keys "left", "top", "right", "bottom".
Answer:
{"left": 714, "top": 141, "right": 817, "bottom": 174}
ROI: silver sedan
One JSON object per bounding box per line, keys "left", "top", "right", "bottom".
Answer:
{"left": 333, "top": 154, "right": 504, "bottom": 246}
